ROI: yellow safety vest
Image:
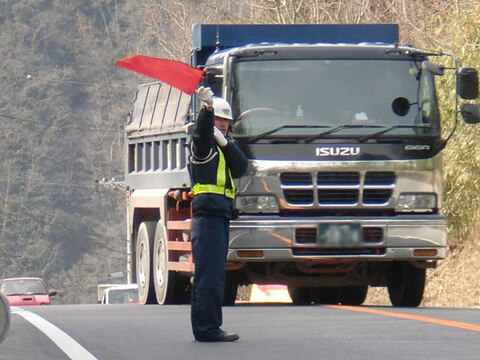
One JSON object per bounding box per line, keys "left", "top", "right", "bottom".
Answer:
{"left": 193, "top": 146, "right": 235, "bottom": 199}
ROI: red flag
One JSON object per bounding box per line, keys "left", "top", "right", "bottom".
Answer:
{"left": 115, "top": 55, "right": 204, "bottom": 95}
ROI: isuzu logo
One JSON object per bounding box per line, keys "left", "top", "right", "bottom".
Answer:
{"left": 315, "top": 146, "right": 360, "bottom": 157}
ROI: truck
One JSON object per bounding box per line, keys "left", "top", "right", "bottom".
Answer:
{"left": 100, "top": 284, "right": 138, "bottom": 304}
{"left": 123, "top": 24, "right": 479, "bottom": 307}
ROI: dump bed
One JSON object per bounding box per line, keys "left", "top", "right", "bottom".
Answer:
{"left": 125, "top": 82, "right": 191, "bottom": 190}
{"left": 126, "top": 82, "right": 191, "bottom": 137}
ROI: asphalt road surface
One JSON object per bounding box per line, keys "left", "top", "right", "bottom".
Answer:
{"left": 2, "top": 304, "right": 480, "bottom": 360}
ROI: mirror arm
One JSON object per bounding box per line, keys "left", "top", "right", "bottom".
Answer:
{"left": 438, "top": 52, "right": 460, "bottom": 150}
{"left": 437, "top": 110, "right": 458, "bottom": 152}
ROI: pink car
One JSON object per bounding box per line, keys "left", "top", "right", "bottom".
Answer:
{"left": 0, "top": 277, "right": 57, "bottom": 306}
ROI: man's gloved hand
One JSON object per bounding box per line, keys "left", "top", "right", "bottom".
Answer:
{"left": 213, "top": 126, "right": 228, "bottom": 147}
{"left": 196, "top": 86, "right": 214, "bottom": 107}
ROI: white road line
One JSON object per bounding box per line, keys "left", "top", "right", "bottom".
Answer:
{"left": 12, "top": 307, "right": 98, "bottom": 360}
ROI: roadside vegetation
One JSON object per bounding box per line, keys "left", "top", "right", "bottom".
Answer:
{"left": 0, "top": 0, "right": 479, "bottom": 306}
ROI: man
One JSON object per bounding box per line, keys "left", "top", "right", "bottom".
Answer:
{"left": 189, "top": 86, "right": 248, "bottom": 342}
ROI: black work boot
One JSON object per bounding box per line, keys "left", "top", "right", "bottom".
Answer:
{"left": 197, "top": 330, "right": 240, "bottom": 342}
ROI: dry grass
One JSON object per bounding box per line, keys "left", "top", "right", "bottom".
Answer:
{"left": 237, "top": 284, "right": 252, "bottom": 301}
{"left": 423, "top": 242, "right": 480, "bottom": 308}
{"left": 365, "top": 242, "right": 480, "bottom": 308}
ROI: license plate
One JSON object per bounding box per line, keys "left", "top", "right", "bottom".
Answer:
{"left": 318, "top": 224, "right": 361, "bottom": 247}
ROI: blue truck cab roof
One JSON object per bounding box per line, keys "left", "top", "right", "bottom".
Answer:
{"left": 191, "top": 24, "right": 400, "bottom": 66}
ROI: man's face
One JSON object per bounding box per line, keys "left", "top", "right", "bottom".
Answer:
{"left": 214, "top": 116, "right": 230, "bottom": 136}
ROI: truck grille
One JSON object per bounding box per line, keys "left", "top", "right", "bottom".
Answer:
{"left": 294, "top": 227, "right": 383, "bottom": 244}
{"left": 295, "top": 228, "right": 317, "bottom": 243}
{"left": 280, "top": 172, "right": 312, "bottom": 185}
{"left": 281, "top": 171, "right": 395, "bottom": 207}
{"left": 362, "top": 227, "right": 383, "bottom": 243}
{"left": 363, "top": 189, "right": 392, "bottom": 204}
{"left": 292, "top": 247, "right": 386, "bottom": 256}
{"left": 318, "top": 172, "right": 359, "bottom": 185}
{"left": 284, "top": 190, "right": 314, "bottom": 204}
{"left": 318, "top": 189, "right": 358, "bottom": 204}
{"left": 364, "top": 171, "right": 396, "bottom": 185}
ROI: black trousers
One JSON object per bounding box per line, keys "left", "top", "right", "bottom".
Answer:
{"left": 191, "top": 214, "right": 229, "bottom": 340}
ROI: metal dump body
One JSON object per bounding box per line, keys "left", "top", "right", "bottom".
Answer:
{"left": 125, "top": 83, "right": 191, "bottom": 191}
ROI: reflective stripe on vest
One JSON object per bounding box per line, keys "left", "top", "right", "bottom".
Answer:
{"left": 193, "top": 146, "right": 235, "bottom": 199}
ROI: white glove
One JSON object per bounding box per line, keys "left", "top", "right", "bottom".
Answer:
{"left": 213, "top": 126, "right": 228, "bottom": 147}
{"left": 196, "top": 86, "right": 214, "bottom": 107}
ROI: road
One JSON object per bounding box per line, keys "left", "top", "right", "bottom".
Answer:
{"left": 2, "top": 304, "right": 480, "bottom": 360}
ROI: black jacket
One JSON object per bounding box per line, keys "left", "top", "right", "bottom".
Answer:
{"left": 189, "top": 107, "right": 248, "bottom": 219}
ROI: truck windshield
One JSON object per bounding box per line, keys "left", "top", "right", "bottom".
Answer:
{"left": 107, "top": 288, "right": 138, "bottom": 304}
{"left": 231, "top": 59, "right": 440, "bottom": 141}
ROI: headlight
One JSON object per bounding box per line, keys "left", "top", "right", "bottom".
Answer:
{"left": 236, "top": 195, "right": 279, "bottom": 214}
{"left": 396, "top": 193, "right": 436, "bottom": 212}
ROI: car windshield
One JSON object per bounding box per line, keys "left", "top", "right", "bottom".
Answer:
{"left": 231, "top": 59, "right": 440, "bottom": 140}
{"left": 0, "top": 279, "right": 47, "bottom": 296}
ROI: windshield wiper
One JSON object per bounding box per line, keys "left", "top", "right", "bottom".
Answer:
{"left": 248, "top": 125, "right": 330, "bottom": 143}
{"left": 358, "top": 125, "right": 437, "bottom": 142}
{"left": 305, "top": 125, "right": 385, "bottom": 143}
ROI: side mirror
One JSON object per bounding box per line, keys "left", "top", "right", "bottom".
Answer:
{"left": 457, "top": 68, "right": 479, "bottom": 100}
{"left": 460, "top": 103, "right": 480, "bottom": 124}
{"left": 202, "top": 69, "right": 223, "bottom": 95}
{"left": 204, "top": 70, "right": 217, "bottom": 85}
{"left": 49, "top": 290, "right": 58, "bottom": 297}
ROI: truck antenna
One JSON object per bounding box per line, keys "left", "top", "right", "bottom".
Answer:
{"left": 215, "top": 25, "right": 220, "bottom": 51}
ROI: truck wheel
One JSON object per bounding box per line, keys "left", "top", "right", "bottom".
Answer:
{"left": 153, "top": 222, "right": 191, "bottom": 305}
{"left": 223, "top": 271, "right": 239, "bottom": 306}
{"left": 309, "top": 287, "right": 341, "bottom": 305}
{"left": 136, "top": 221, "right": 157, "bottom": 304}
{"left": 288, "top": 286, "right": 311, "bottom": 305}
{"left": 152, "top": 222, "right": 169, "bottom": 304}
{"left": 339, "top": 285, "right": 368, "bottom": 306}
{"left": 387, "top": 262, "right": 425, "bottom": 307}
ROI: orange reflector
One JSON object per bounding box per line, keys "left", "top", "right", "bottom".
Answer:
{"left": 237, "top": 250, "right": 264, "bottom": 258}
{"left": 414, "top": 249, "right": 437, "bottom": 257}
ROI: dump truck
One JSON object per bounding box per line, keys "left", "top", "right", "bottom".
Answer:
{"left": 123, "top": 24, "right": 479, "bottom": 307}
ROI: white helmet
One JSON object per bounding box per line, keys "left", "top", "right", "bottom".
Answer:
{"left": 213, "top": 97, "right": 233, "bottom": 120}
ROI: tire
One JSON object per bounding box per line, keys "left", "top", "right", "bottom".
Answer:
{"left": 223, "top": 271, "right": 239, "bottom": 306}
{"left": 152, "top": 222, "right": 169, "bottom": 304}
{"left": 387, "top": 262, "right": 425, "bottom": 307}
{"left": 288, "top": 286, "right": 311, "bottom": 305}
{"left": 153, "top": 222, "right": 191, "bottom": 305}
{"left": 309, "top": 287, "right": 341, "bottom": 305}
{"left": 339, "top": 285, "right": 368, "bottom": 306}
{"left": 0, "top": 293, "right": 10, "bottom": 344}
{"left": 136, "top": 221, "right": 157, "bottom": 304}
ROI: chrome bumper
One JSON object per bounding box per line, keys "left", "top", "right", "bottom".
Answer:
{"left": 227, "top": 215, "right": 447, "bottom": 261}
